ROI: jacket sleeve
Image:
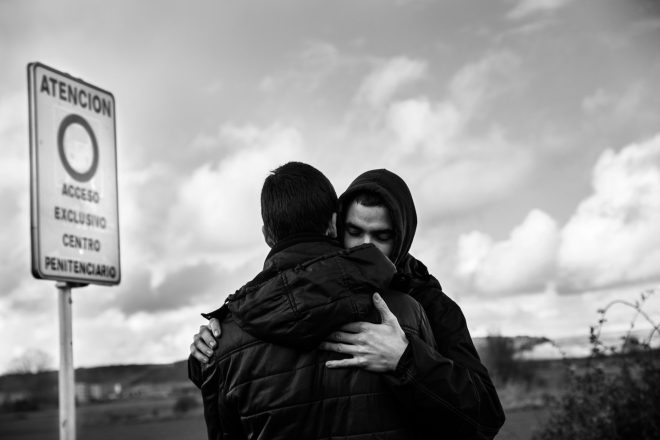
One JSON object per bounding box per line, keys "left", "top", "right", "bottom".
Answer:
{"left": 188, "top": 355, "right": 203, "bottom": 388}
{"left": 200, "top": 361, "right": 246, "bottom": 440}
{"left": 386, "top": 292, "right": 505, "bottom": 439}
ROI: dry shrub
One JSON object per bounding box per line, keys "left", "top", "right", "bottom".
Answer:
{"left": 173, "top": 395, "right": 199, "bottom": 415}
{"left": 533, "top": 290, "right": 660, "bottom": 440}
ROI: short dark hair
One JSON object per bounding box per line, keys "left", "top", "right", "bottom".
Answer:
{"left": 261, "top": 162, "right": 338, "bottom": 244}
{"left": 351, "top": 190, "right": 386, "bottom": 208}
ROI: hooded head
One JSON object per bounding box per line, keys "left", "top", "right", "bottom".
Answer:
{"left": 338, "top": 169, "right": 417, "bottom": 268}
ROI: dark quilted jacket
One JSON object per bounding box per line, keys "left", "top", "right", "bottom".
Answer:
{"left": 195, "top": 235, "right": 436, "bottom": 440}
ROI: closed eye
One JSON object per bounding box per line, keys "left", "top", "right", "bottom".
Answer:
{"left": 374, "top": 231, "right": 393, "bottom": 241}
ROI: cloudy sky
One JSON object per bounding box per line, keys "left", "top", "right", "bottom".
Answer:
{"left": 1, "top": 0, "right": 660, "bottom": 371}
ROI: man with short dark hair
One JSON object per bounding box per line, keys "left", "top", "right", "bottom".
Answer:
{"left": 193, "top": 162, "right": 437, "bottom": 439}
{"left": 192, "top": 168, "right": 505, "bottom": 439}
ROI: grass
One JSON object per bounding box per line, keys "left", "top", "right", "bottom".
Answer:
{"left": 1, "top": 385, "right": 553, "bottom": 440}
{"left": 0, "top": 397, "right": 207, "bottom": 440}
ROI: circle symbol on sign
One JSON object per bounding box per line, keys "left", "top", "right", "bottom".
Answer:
{"left": 57, "top": 114, "right": 99, "bottom": 182}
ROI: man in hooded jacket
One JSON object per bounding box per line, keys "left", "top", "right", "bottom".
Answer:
{"left": 193, "top": 162, "right": 437, "bottom": 439}
{"left": 322, "top": 169, "right": 505, "bottom": 439}
{"left": 191, "top": 168, "right": 505, "bottom": 439}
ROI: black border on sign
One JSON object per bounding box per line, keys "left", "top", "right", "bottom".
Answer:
{"left": 28, "top": 62, "right": 122, "bottom": 286}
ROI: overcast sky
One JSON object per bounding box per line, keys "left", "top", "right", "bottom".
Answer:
{"left": 1, "top": 0, "right": 660, "bottom": 371}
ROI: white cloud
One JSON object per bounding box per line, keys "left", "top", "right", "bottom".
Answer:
{"left": 558, "top": 135, "right": 660, "bottom": 291}
{"left": 456, "top": 209, "right": 559, "bottom": 295}
{"left": 0, "top": 196, "right": 30, "bottom": 296}
{"left": 0, "top": 92, "right": 28, "bottom": 195}
{"left": 411, "top": 128, "right": 533, "bottom": 219}
{"left": 71, "top": 306, "right": 206, "bottom": 367}
{"left": 0, "top": 93, "right": 31, "bottom": 298}
{"left": 449, "top": 51, "right": 523, "bottom": 115}
{"left": 386, "top": 98, "right": 462, "bottom": 156}
{"left": 582, "top": 88, "right": 615, "bottom": 113}
{"left": 356, "top": 57, "right": 427, "bottom": 106}
{"left": 299, "top": 41, "right": 343, "bottom": 75}
{"left": 259, "top": 41, "right": 344, "bottom": 94}
{"left": 582, "top": 84, "right": 645, "bottom": 118}
{"left": 371, "top": 51, "right": 531, "bottom": 217}
{"left": 451, "top": 134, "right": 660, "bottom": 298}
{"left": 1, "top": 293, "right": 58, "bottom": 372}
{"left": 203, "top": 79, "right": 224, "bottom": 95}
{"left": 497, "top": 19, "right": 558, "bottom": 41}
{"left": 346, "top": 51, "right": 523, "bottom": 161}
{"left": 166, "top": 123, "right": 305, "bottom": 261}
{"left": 507, "top": 0, "right": 574, "bottom": 21}
{"left": 463, "top": 283, "right": 660, "bottom": 342}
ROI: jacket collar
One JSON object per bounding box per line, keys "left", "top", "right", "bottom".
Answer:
{"left": 202, "top": 234, "right": 343, "bottom": 322}
{"left": 228, "top": 242, "right": 395, "bottom": 350}
{"left": 264, "top": 233, "right": 341, "bottom": 271}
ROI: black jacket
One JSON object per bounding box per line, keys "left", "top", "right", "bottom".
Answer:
{"left": 194, "top": 236, "right": 437, "bottom": 440}
{"left": 339, "top": 170, "right": 506, "bottom": 439}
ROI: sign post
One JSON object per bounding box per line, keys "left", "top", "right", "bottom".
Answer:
{"left": 28, "top": 62, "right": 120, "bottom": 440}
{"left": 57, "top": 282, "right": 75, "bottom": 440}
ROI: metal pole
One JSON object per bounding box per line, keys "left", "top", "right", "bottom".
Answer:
{"left": 57, "top": 282, "right": 75, "bottom": 440}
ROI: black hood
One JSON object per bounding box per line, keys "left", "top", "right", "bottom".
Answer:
{"left": 338, "top": 169, "right": 417, "bottom": 269}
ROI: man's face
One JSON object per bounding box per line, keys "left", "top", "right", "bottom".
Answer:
{"left": 343, "top": 201, "right": 394, "bottom": 259}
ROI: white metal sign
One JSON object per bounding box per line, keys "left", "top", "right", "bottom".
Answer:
{"left": 29, "top": 63, "right": 121, "bottom": 285}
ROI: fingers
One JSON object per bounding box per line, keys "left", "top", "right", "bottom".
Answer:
{"left": 373, "top": 292, "right": 396, "bottom": 325}
{"left": 196, "top": 333, "right": 215, "bottom": 356}
{"left": 190, "top": 342, "right": 209, "bottom": 364}
{"left": 337, "top": 321, "right": 372, "bottom": 333}
{"left": 209, "top": 318, "right": 221, "bottom": 337}
{"left": 189, "top": 318, "right": 222, "bottom": 364}
{"left": 326, "top": 331, "right": 363, "bottom": 344}
{"left": 325, "top": 357, "right": 364, "bottom": 369}
{"left": 190, "top": 324, "right": 218, "bottom": 364}
{"left": 319, "top": 341, "right": 362, "bottom": 356}
{"left": 200, "top": 326, "right": 217, "bottom": 350}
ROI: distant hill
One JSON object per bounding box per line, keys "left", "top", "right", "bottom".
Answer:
{"left": 76, "top": 360, "right": 189, "bottom": 385}
{"left": 0, "top": 335, "right": 561, "bottom": 393}
{"left": 1, "top": 336, "right": 554, "bottom": 394}
{"left": 4, "top": 329, "right": 654, "bottom": 393}
{"left": 0, "top": 360, "right": 190, "bottom": 393}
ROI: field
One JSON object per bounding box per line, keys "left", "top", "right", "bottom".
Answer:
{"left": 0, "top": 397, "right": 207, "bottom": 440}
{"left": 0, "top": 396, "right": 548, "bottom": 440}
{"left": 1, "top": 352, "right": 610, "bottom": 440}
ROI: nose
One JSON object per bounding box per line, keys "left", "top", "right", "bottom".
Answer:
{"left": 362, "top": 234, "right": 372, "bottom": 244}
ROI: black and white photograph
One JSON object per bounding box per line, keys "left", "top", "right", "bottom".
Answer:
{"left": 1, "top": 1, "right": 659, "bottom": 439}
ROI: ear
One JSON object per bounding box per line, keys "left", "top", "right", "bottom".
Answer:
{"left": 326, "top": 212, "right": 337, "bottom": 238}
{"left": 262, "top": 225, "right": 275, "bottom": 248}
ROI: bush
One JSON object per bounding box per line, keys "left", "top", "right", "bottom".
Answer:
{"left": 173, "top": 395, "right": 199, "bottom": 415}
{"left": 481, "top": 334, "right": 536, "bottom": 385}
{"left": 533, "top": 290, "right": 660, "bottom": 440}
{"left": 3, "top": 398, "right": 40, "bottom": 412}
